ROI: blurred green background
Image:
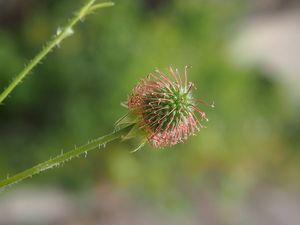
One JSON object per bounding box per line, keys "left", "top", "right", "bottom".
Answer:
{"left": 0, "top": 0, "right": 300, "bottom": 224}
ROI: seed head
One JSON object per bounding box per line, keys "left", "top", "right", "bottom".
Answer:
{"left": 126, "top": 65, "right": 213, "bottom": 149}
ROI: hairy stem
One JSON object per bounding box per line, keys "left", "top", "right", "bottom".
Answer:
{"left": 0, "top": 0, "right": 114, "bottom": 104}
{"left": 0, "top": 125, "right": 132, "bottom": 190}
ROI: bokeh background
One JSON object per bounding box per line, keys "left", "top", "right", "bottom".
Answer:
{"left": 1, "top": 0, "right": 300, "bottom": 224}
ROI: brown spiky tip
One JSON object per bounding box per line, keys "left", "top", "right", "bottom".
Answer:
{"left": 126, "top": 65, "right": 213, "bottom": 149}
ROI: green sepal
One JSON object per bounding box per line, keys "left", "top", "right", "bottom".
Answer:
{"left": 121, "top": 123, "right": 148, "bottom": 140}
{"left": 114, "top": 110, "right": 149, "bottom": 150}
{"left": 114, "top": 110, "right": 140, "bottom": 128}
{"left": 130, "top": 139, "right": 147, "bottom": 153}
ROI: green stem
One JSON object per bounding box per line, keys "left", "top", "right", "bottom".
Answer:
{"left": 0, "top": 0, "right": 114, "bottom": 104}
{"left": 0, "top": 125, "right": 132, "bottom": 190}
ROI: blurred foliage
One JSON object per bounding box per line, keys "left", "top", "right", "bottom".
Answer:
{"left": 0, "top": 0, "right": 299, "bottom": 206}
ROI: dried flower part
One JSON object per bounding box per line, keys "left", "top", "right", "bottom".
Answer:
{"left": 127, "top": 65, "right": 213, "bottom": 148}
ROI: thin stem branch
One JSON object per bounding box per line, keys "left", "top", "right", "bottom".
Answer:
{"left": 0, "top": 125, "right": 132, "bottom": 190}
{"left": 0, "top": 0, "right": 114, "bottom": 104}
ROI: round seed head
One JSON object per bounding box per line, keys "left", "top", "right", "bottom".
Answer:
{"left": 128, "top": 65, "right": 211, "bottom": 148}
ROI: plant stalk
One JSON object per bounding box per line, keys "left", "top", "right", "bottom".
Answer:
{"left": 0, "top": 0, "right": 114, "bottom": 104}
{"left": 0, "top": 125, "right": 132, "bottom": 190}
